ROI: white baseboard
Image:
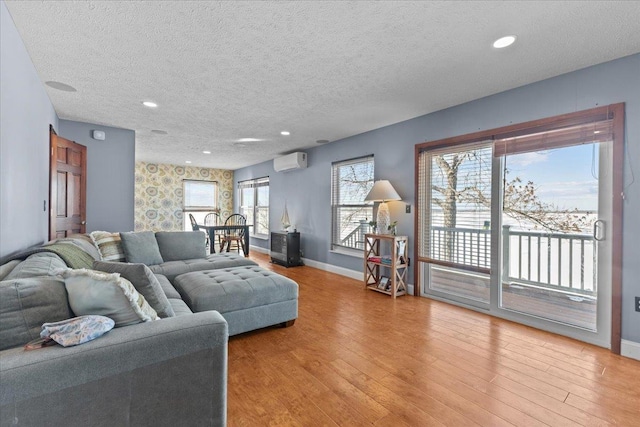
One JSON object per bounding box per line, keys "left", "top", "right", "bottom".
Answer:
{"left": 302, "top": 257, "right": 416, "bottom": 295}
{"left": 621, "top": 339, "right": 640, "bottom": 361}
{"left": 251, "top": 245, "right": 361, "bottom": 278}
{"left": 249, "top": 245, "right": 270, "bottom": 255}
{"left": 256, "top": 247, "right": 416, "bottom": 293}
{"left": 300, "top": 257, "right": 362, "bottom": 280}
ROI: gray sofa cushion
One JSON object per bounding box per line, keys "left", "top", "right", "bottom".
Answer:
{"left": 154, "top": 274, "right": 181, "bottom": 299}
{"left": 5, "top": 253, "right": 67, "bottom": 280}
{"left": 148, "top": 252, "right": 257, "bottom": 282}
{"left": 174, "top": 266, "right": 299, "bottom": 314}
{"left": 93, "top": 261, "right": 175, "bottom": 318}
{"left": 153, "top": 274, "right": 193, "bottom": 316}
{"left": 0, "top": 260, "right": 20, "bottom": 281}
{"left": 155, "top": 231, "right": 206, "bottom": 262}
{"left": 0, "top": 277, "right": 72, "bottom": 351}
{"left": 119, "top": 231, "right": 164, "bottom": 265}
{"left": 169, "top": 298, "right": 194, "bottom": 316}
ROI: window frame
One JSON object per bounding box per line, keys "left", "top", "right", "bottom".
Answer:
{"left": 182, "top": 179, "right": 219, "bottom": 231}
{"left": 238, "top": 176, "right": 270, "bottom": 238}
{"left": 331, "top": 155, "right": 375, "bottom": 252}
{"left": 182, "top": 179, "right": 219, "bottom": 212}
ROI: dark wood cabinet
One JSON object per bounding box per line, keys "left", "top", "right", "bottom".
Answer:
{"left": 270, "top": 231, "right": 302, "bottom": 267}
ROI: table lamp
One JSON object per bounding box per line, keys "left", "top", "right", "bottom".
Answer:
{"left": 364, "top": 180, "right": 401, "bottom": 234}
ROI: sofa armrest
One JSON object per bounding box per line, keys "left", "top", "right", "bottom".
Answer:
{"left": 1, "top": 311, "right": 228, "bottom": 426}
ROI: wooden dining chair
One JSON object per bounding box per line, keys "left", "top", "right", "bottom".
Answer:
{"left": 189, "top": 213, "right": 199, "bottom": 231}
{"left": 190, "top": 213, "right": 210, "bottom": 249}
{"left": 204, "top": 212, "right": 223, "bottom": 248}
{"left": 203, "top": 212, "right": 219, "bottom": 226}
{"left": 220, "top": 214, "right": 246, "bottom": 254}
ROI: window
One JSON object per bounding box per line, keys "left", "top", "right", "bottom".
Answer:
{"left": 238, "top": 177, "right": 269, "bottom": 237}
{"left": 183, "top": 180, "right": 218, "bottom": 231}
{"left": 331, "top": 155, "right": 374, "bottom": 251}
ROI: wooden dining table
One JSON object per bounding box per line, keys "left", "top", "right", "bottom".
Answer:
{"left": 197, "top": 224, "right": 251, "bottom": 256}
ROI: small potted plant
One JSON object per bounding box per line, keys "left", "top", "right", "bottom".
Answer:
{"left": 388, "top": 221, "right": 398, "bottom": 235}
{"left": 368, "top": 220, "right": 377, "bottom": 234}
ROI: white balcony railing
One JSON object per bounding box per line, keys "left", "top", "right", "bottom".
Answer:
{"left": 429, "top": 225, "right": 596, "bottom": 297}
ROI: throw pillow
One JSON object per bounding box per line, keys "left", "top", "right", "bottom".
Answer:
{"left": 58, "top": 268, "right": 159, "bottom": 327}
{"left": 155, "top": 231, "right": 206, "bottom": 261}
{"left": 5, "top": 253, "right": 67, "bottom": 280}
{"left": 0, "top": 276, "right": 72, "bottom": 351}
{"left": 119, "top": 231, "right": 164, "bottom": 265}
{"left": 90, "top": 231, "right": 126, "bottom": 262}
{"left": 93, "top": 261, "right": 175, "bottom": 318}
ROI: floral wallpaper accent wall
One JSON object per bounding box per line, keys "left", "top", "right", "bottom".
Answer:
{"left": 134, "top": 162, "right": 234, "bottom": 231}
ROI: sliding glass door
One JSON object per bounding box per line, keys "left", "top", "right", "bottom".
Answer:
{"left": 419, "top": 142, "right": 493, "bottom": 308}
{"left": 416, "top": 106, "right": 622, "bottom": 348}
{"left": 498, "top": 141, "right": 612, "bottom": 335}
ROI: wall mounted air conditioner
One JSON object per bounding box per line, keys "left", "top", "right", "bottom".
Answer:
{"left": 274, "top": 152, "right": 307, "bottom": 172}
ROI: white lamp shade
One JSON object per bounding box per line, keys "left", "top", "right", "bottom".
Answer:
{"left": 364, "top": 180, "right": 401, "bottom": 202}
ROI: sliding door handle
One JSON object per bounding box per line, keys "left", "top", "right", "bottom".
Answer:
{"left": 593, "top": 219, "right": 605, "bottom": 241}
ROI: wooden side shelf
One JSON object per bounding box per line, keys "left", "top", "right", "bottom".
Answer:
{"left": 364, "top": 234, "right": 408, "bottom": 298}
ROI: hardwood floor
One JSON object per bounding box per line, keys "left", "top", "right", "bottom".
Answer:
{"left": 227, "top": 252, "right": 640, "bottom": 426}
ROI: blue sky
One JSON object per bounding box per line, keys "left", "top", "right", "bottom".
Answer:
{"left": 505, "top": 143, "right": 599, "bottom": 211}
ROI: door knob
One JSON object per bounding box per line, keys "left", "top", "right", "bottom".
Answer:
{"left": 81, "top": 221, "right": 86, "bottom": 225}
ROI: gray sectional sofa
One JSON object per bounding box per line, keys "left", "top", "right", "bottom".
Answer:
{"left": 0, "top": 231, "right": 299, "bottom": 427}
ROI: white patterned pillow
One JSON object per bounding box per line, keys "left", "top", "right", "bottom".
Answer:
{"left": 57, "top": 268, "right": 159, "bottom": 327}
{"left": 90, "top": 231, "right": 126, "bottom": 262}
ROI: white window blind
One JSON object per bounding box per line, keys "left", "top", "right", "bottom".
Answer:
{"left": 494, "top": 119, "right": 614, "bottom": 157}
{"left": 183, "top": 180, "right": 218, "bottom": 211}
{"left": 238, "top": 177, "right": 269, "bottom": 237}
{"left": 331, "top": 155, "right": 374, "bottom": 250}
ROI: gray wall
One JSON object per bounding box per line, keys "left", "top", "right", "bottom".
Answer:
{"left": 0, "top": 0, "right": 135, "bottom": 259}
{"left": 0, "top": 1, "right": 58, "bottom": 258}
{"left": 58, "top": 120, "right": 135, "bottom": 233}
{"left": 235, "top": 53, "right": 640, "bottom": 343}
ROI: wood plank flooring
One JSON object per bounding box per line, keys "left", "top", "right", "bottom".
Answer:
{"left": 227, "top": 252, "right": 640, "bottom": 426}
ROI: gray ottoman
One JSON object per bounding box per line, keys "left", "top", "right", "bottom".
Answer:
{"left": 174, "top": 266, "right": 298, "bottom": 336}
{"left": 148, "top": 252, "right": 257, "bottom": 282}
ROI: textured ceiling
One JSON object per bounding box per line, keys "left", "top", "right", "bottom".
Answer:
{"left": 5, "top": 1, "right": 640, "bottom": 170}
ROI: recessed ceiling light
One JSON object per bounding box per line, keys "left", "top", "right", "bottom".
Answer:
{"left": 316, "top": 139, "right": 330, "bottom": 144}
{"left": 203, "top": 150, "right": 211, "bottom": 154}
{"left": 237, "top": 138, "right": 262, "bottom": 142}
{"left": 151, "top": 129, "right": 167, "bottom": 135}
{"left": 45, "top": 81, "right": 77, "bottom": 92}
{"left": 281, "top": 131, "right": 290, "bottom": 136}
{"left": 142, "top": 101, "right": 158, "bottom": 108}
{"left": 493, "top": 35, "right": 516, "bottom": 49}
{"left": 185, "top": 160, "right": 192, "bottom": 164}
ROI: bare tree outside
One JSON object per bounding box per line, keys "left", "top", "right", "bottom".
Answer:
{"left": 432, "top": 151, "right": 592, "bottom": 234}
{"left": 332, "top": 158, "right": 374, "bottom": 249}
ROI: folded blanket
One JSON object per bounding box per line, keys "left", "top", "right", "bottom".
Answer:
{"left": 7, "top": 242, "right": 95, "bottom": 270}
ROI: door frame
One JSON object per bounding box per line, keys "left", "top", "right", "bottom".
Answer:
{"left": 49, "top": 125, "right": 87, "bottom": 240}
{"left": 414, "top": 103, "right": 625, "bottom": 353}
